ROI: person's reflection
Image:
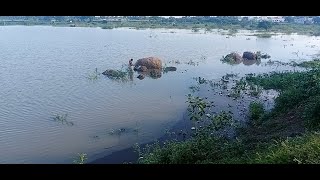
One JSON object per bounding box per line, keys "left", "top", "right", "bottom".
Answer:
{"left": 128, "top": 67, "right": 134, "bottom": 81}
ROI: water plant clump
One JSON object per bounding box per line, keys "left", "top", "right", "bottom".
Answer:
{"left": 53, "top": 113, "right": 74, "bottom": 126}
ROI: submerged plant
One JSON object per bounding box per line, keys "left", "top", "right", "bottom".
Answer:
{"left": 53, "top": 113, "right": 74, "bottom": 126}
{"left": 189, "top": 85, "right": 200, "bottom": 93}
{"left": 86, "top": 68, "right": 100, "bottom": 80}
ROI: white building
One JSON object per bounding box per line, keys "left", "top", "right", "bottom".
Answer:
{"left": 294, "top": 17, "right": 306, "bottom": 24}
{"left": 271, "top": 16, "right": 285, "bottom": 23}
{"left": 293, "top": 17, "right": 314, "bottom": 24}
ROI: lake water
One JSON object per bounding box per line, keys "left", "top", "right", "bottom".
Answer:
{"left": 0, "top": 26, "right": 319, "bottom": 163}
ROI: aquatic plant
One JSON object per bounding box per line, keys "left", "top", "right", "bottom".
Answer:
{"left": 73, "top": 153, "right": 87, "bottom": 164}
{"left": 189, "top": 85, "right": 200, "bottom": 93}
{"left": 53, "top": 113, "right": 74, "bottom": 126}
{"left": 249, "top": 101, "right": 265, "bottom": 125}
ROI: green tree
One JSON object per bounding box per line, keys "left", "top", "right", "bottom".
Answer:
{"left": 313, "top": 17, "right": 320, "bottom": 24}
{"left": 258, "top": 21, "right": 272, "bottom": 31}
{"left": 284, "top": 16, "right": 294, "bottom": 23}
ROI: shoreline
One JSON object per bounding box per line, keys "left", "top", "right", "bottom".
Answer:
{"left": 1, "top": 22, "right": 320, "bottom": 36}
{"left": 89, "top": 110, "right": 192, "bottom": 164}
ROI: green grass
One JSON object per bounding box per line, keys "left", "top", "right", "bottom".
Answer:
{"left": 134, "top": 60, "right": 320, "bottom": 164}
{"left": 252, "top": 132, "right": 320, "bottom": 164}
{"left": 249, "top": 101, "right": 265, "bottom": 125}
{"left": 297, "top": 59, "right": 320, "bottom": 69}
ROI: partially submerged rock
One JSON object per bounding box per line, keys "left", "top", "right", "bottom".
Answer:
{"left": 134, "top": 66, "right": 148, "bottom": 72}
{"left": 134, "top": 57, "right": 162, "bottom": 70}
{"left": 137, "top": 74, "right": 145, "bottom": 80}
{"left": 226, "top": 52, "right": 243, "bottom": 61}
{"left": 149, "top": 69, "right": 162, "bottom": 79}
{"left": 221, "top": 52, "right": 243, "bottom": 64}
{"left": 261, "top": 53, "right": 271, "bottom": 59}
{"left": 164, "top": 66, "right": 177, "bottom": 72}
{"left": 242, "top": 51, "right": 257, "bottom": 60}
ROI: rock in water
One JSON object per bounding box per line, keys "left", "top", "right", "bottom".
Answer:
{"left": 242, "top": 51, "right": 257, "bottom": 60}
{"left": 134, "top": 57, "right": 162, "bottom": 70}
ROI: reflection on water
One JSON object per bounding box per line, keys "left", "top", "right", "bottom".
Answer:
{"left": 104, "top": 66, "right": 177, "bottom": 82}
{"left": 0, "top": 26, "right": 320, "bottom": 163}
{"left": 221, "top": 57, "right": 262, "bottom": 66}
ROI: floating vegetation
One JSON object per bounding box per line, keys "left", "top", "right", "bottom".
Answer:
{"left": 186, "top": 60, "right": 199, "bottom": 66}
{"left": 108, "top": 128, "right": 127, "bottom": 136}
{"left": 163, "top": 66, "right": 177, "bottom": 73}
{"left": 193, "top": 77, "right": 207, "bottom": 85}
{"left": 73, "top": 153, "right": 87, "bottom": 164}
{"left": 52, "top": 113, "right": 74, "bottom": 126}
{"left": 192, "top": 27, "right": 200, "bottom": 32}
{"left": 102, "top": 69, "right": 127, "bottom": 79}
{"left": 102, "top": 69, "right": 131, "bottom": 82}
{"left": 133, "top": 121, "right": 141, "bottom": 133}
{"left": 189, "top": 85, "right": 200, "bottom": 93}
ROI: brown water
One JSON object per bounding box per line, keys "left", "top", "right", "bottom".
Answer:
{"left": 0, "top": 26, "right": 319, "bottom": 163}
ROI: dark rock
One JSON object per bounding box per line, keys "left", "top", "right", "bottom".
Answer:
{"left": 225, "top": 52, "right": 243, "bottom": 62}
{"left": 261, "top": 54, "right": 271, "bottom": 59}
{"left": 164, "top": 66, "right": 177, "bottom": 71}
{"left": 137, "top": 74, "right": 145, "bottom": 80}
{"left": 134, "top": 57, "right": 162, "bottom": 70}
{"left": 242, "top": 51, "right": 257, "bottom": 60}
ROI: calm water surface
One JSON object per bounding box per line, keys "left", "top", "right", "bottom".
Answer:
{"left": 0, "top": 26, "right": 319, "bottom": 163}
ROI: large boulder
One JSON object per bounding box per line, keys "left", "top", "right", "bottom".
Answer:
{"left": 134, "top": 66, "right": 148, "bottom": 72}
{"left": 221, "top": 52, "right": 243, "bottom": 65}
{"left": 242, "top": 51, "right": 257, "bottom": 60}
{"left": 134, "top": 57, "right": 162, "bottom": 70}
{"left": 225, "top": 52, "right": 243, "bottom": 62}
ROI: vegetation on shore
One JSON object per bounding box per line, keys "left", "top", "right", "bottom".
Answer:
{"left": 134, "top": 59, "right": 320, "bottom": 164}
{"left": 1, "top": 16, "right": 320, "bottom": 36}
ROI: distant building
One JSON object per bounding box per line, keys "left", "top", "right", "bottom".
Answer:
{"left": 294, "top": 16, "right": 314, "bottom": 24}
{"left": 271, "top": 16, "right": 285, "bottom": 23}
{"left": 239, "top": 16, "right": 285, "bottom": 23}
{"left": 294, "top": 17, "right": 306, "bottom": 24}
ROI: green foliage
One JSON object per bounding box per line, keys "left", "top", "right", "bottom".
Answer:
{"left": 297, "top": 59, "right": 320, "bottom": 69}
{"left": 303, "top": 96, "right": 320, "bottom": 130}
{"left": 186, "top": 94, "right": 211, "bottom": 123}
{"left": 73, "top": 153, "right": 87, "bottom": 164}
{"left": 134, "top": 137, "right": 246, "bottom": 164}
{"left": 249, "top": 101, "right": 265, "bottom": 125}
{"left": 258, "top": 21, "right": 273, "bottom": 31}
{"left": 252, "top": 132, "right": 320, "bottom": 164}
{"left": 246, "top": 69, "right": 320, "bottom": 114}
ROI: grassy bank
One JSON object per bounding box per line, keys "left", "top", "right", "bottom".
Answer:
{"left": 134, "top": 59, "right": 320, "bottom": 164}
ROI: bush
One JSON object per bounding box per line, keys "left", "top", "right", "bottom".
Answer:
{"left": 303, "top": 96, "right": 320, "bottom": 130}
{"left": 252, "top": 132, "right": 320, "bottom": 164}
{"left": 249, "top": 101, "right": 265, "bottom": 125}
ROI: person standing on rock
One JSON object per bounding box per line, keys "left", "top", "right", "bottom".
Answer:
{"left": 129, "top": 59, "right": 134, "bottom": 66}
